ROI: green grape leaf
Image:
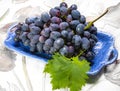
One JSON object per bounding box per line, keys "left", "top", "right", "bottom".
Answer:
{"left": 44, "top": 53, "right": 90, "bottom": 91}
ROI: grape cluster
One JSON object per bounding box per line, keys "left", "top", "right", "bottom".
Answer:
{"left": 14, "top": 2, "right": 98, "bottom": 63}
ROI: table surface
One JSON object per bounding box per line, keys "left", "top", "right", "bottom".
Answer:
{"left": 0, "top": 0, "right": 120, "bottom": 91}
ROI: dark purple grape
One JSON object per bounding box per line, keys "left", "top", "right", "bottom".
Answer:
{"left": 66, "top": 14, "right": 72, "bottom": 22}
{"left": 61, "top": 30, "right": 68, "bottom": 38}
{"left": 43, "top": 44, "right": 51, "bottom": 51}
{"left": 41, "top": 28, "right": 50, "bottom": 37}
{"left": 70, "top": 4, "right": 77, "bottom": 10}
{"left": 59, "top": 22, "right": 69, "bottom": 30}
{"left": 50, "top": 31, "right": 61, "bottom": 40}
{"left": 76, "top": 24, "right": 85, "bottom": 35}
{"left": 25, "top": 17, "right": 38, "bottom": 24}
{"left": 59, "top": 45, "right": 69, "bottom": 56}
{"left": 60, "top": 6, "right": 68, "bottom": 16}
{"left": 19, "top": 32, "right": 28, "bottom": 42}
{"left": 54, "top": 6, "right": 60, "bottom": 10}
{"left": 72, "top": 35, "right": 82, "bottom": 46}
{"left": 68, "top": 46, "right": 74, "bottom": 57}
{"left": 89, "top": 38, "right": 96, "bottom": 48}
{"left": 14, "top": 35, "right": 20, "bottom": 42}
{"left": 54, "top": 38, "right": 64, "bottom": 50}
{"left": 79, "top": 56, "right": 86, "bottom": 61}
{"left": 45, "top": 38, "right": 53, "bottom": 47}
{"left": 15, "top": 28, "right": 22, "bottom": 35}
{"left": 21, "top": 23, "right": 29, "bottom": 32}
{"left": 49, "top": 47, "right": 57, "bottom": 54}
{"left": 50, "top": 24, "right": 59, "bottom": 31}
{"left": 85, "top": 51, "right": 95, "bottom": 61}
{"left": 31, "top": 35, "right": 40, "bottom": 44}
{"left": 41, "top": 12, "right": 50, "bottom": 23}
{"left": 29, "top": 26, "right": 41, "bottom": 34}
{"left": 67, "top": 31, "right": 74, "bottom": 42}
{"left": 51, "top": 16, "right": 61, "bottom": 24}
{"left": 39, "top": 36, "right": 47, "bottom": 43}
{"left": 81, "top": 37, "right": 90, "bottom": 50}
{"left": 90, "top": 26, "right": 97, "bottom": 35}
{"left": 49, "top": 8, "right": 60, "bottom": 17}
{"left": 60, "top": 2, "right": 68, "bottom": 8}
{"left": 30, "top": 45, "right": 36, "bottom": 52}
{"left": 24, "top": 39, "right": 30, "bottom": 46}
{"left": 27, "top": 32, "right": 34, "bottom": 39}
{"left": 36, "top": 42, "right": 43, "bottom": 52}
{"left": 71, "top": 10, "right": 81, "bottom": 19}
{"left": 80, "top": 15, "right": 86, "bottom": 23}
{"left": 70, "top": 20, "right": 80, "bottom": 29}
{"left": 34, "top": 18, "right": 44, "bottom": 28}
{"left": 84, "top": 31, "right": 90, "bottom": 38}
{"left": 91, "top": 34, "right": 98, "bottom": 42}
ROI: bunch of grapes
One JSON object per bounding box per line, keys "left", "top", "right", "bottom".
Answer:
{"left": 14, "top": 2, "right": 98, "bottom": 63}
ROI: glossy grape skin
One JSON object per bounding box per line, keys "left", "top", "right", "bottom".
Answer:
{"left": 53, "top": 38, "right": 64, "bottom": 50}
{"left": 89, "top": 38, "right": 96, "bottom": 48}
{"left": 80, "top": 15, "right": 86, "bottom": 24}
{"left": 27, "top": 32, "right": 34, "bottom": 39}
{"left": 36, "top": 42, "right": 43, "bottom": 52}
{"left": 91, "top": 34, "right": 98, "bottom": 42}
{"left": 41, "top": 12, "right": 50, "bottom": 23}
{"left": 67, "top": 31, "right": 74, "bottom": 42}
{"left": 61, "top": 30, "right": 68, "bottom": 38}
{"left": 70, "top": 4, "right": 77, "bottom": 10}
{"left": 51, "top": 16, "right": 61, "bottom": 24}
{"left": 76, "top": 24, "right": 85, "bottom": 35}
{"left": 72, "top": 35, "right": 82, "bottom": 46}
{"left": 68, "top": 46, "right": 74, "bottom": 57}
{"left": 34, "top": 18, "right": 44, "bottom": 28}
{"left": 29, "top": 26, "right": 41, "bottom": 35}
{"left": 60, "top": 6, "right": 68, "bottom": 16}
{"left": 49, "top": 8, "right": 60, "bottom": 17}
{"left": 71, "top": 10, "right": 81, "bottom": 19}
{"left": 41, "top": 28, "right": 50, "bottom": 38}
{"left": 60, "top": 2, "right": 68, "bottom": 8}
{"left": 50, "top": 31, "right": 61, "bottom": 40}
{"left": 25, "top": 17, "right": 36, "bottom": 24}
{"left": 81, "top": 37, "right": 90, "bottom": 50}
{"left": 70, "top": 20, "right": 80, "bottom": 30}
{"left": 90, "top": 26, "right": 97, "bottom": 35}
{"left": 59, "top": 45, "right": 69, "bottom": 56}
{"left": 30, "top": 44, "right": 36, "bottom": 52}
{"left": 43, "top": 44, "right": 51, "bottom": 51}
{"left": 85, "top": 51, "right": 95, "bottom": 61}
{"left": 59, "top": 22, "right": 69, "bottom": 30}
{"left": 84, "top": 31, "right": 91, "bottom": 38}
{"left": 19, "top": 32, "right": 28, "bottom": 42}
{"left": 45, "top": 38, "right": 53, "bottom": 47}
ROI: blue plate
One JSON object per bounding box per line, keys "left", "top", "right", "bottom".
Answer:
{"left": 4, "top": 23, "right": 118, "bottom": 76}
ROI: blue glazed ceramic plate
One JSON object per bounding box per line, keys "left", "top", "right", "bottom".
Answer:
{"left": 4, "top": 24, "right": 118, "bottom": 75}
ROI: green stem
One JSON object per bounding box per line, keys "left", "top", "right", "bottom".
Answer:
{"left": 84, "top": 9, "right": 108, "bottom": 30}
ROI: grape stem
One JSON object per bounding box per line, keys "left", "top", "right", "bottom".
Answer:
{"left": 84, "top": 9, "right": 108, "bottom": 30}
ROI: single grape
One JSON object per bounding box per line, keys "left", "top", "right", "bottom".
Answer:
{"left": 59, "top": 45, "right": 69, "bottom": 56}
{"left": 54, "top": 38, "right": 64, "bottom": 50}
{"left": 45, "top": 38, "right": 53, "bottom": 47}
{"left": 49, "top": 8, "right": 60, "bottom": 17}
{"left": 50, "top": 23, "right": 59, "bottom": 31}
{"left": 41, "top": 12, "right": 50, "bottom": 23}
{"left": 36, "top": 42, "right": 43, "bottom": 52}
{"left": 60, "top": 2, "right": 68, "bottom": 8}
{"left": 89, "top": 38, "right": 96, "bottom": 48}
{"left": 50, "top": 31, "right": 61, "bottom": 40}
{"left": 49, "top": 47, "right": 57, "bottom": 54}
{"left": 83, "top": 31, "right": 91, "bottom": 38}
{"left": 27, "top": 32, "right": 34, "bottom": 39}
{"left": 31, "top": 35, "right": 40, "bottom": 44}
{"left": 29, "top": 26, "right": 41, "bottom": 34}
{"left": 76, "top": 24, "right": 85, "bottom": 35}
{"left": 71, "top": 10, "right": 81, "bottom": 19}
{"left": 61, "top": 30, "right": 68, "bottom": 38}
{"left": 81, "top": 37, "right": 90, "bottom": 50}
{"left": 19, "top": 32, "right": 28, "bottom": 42}
{"left": 85, "top": 51, "right": 95, "bottom": 61}
{"left": 54, "top": 6, "right": 60, "bottom": 10}
{"left": 91, "top": 34, "right": 98, "bottom": 42}
{"left": 51, "top": 16, "right": 61, "bottom": 24}
{"left": 68, "top": 46, "right": 74, "bottom": 57}
{"left": 34, "top": 18, "right": 44, "bottom": 28}
{"left": 39, "top": 36, "right": 47, "bottom": 43}
{"left": 67, "top": 31, "right": 74, "bottom": 42}
{"left": 66, "top": 14, "right": 72, "bottom": 22}
{"left": 80, "top": 15, "right": 86, "bottom": 23}
{"left": 70, "top": 4, "right": 77, "bottom": 10}
{"left": 21, "top": 23, "right": 29, "bottom": 32}
{"left": 72, "top": 35, "right": 82, "bottom": 46}
{"left": 70, "top": 20, "right": 80, "bottom": 29}
{"left": 60, "top": 6, "right": 68, "bottom": 16}
{"left": 43, "top": 44, "right": 51, "bottom": 51}
{"left": 59, "top": 22, "right": 69, "bottom": 30}
{"left": 41, "top": 28, "right": 50, "bottom": 37}
{"left": 25, "top": 17, "right": 37, "bottom": 24}
{"left": 90, "top": 26, "right": 97, "bottom": 35}
{"left": 30, "top": 45, "right": 36, "bottom": 52}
